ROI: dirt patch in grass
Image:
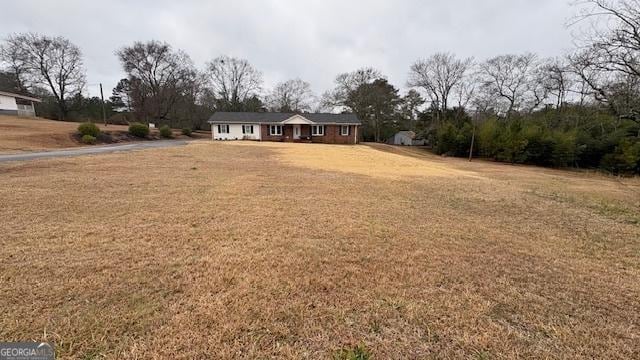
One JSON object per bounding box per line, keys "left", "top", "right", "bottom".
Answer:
{"left": 0, "top": 141, "right": 639, "bottom": 359}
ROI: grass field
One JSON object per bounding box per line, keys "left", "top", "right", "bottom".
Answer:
{"left": 0, "top": 116, "right": 130, "bottom": 152}
{"left": 0, "top": 115, "right": 206, "bottom": 153}
{"left": 1, "top": 141, "right": 639, "bottom": 359}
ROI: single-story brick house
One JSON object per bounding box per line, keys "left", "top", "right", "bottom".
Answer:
{"left": 0, "top": 90, "right": 41, "bottom": 117}
{"left": 208, "top": 112, "right": 361, "bottom": 144}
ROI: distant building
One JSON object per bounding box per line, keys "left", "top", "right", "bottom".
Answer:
{"left": 387, "top": 131, "right": 425, "bottom": 146}
{"left": 0, "top": 90, "right": 41, "bottom": 117}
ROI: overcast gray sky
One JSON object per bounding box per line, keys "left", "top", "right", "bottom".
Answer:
{"left": 1, "top": 0, "right": 579, "bottom": 98}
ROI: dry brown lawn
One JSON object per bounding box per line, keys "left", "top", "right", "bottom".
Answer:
{"left": 0, "top": 115, "right": 130, "bottom": 153}
{"left": 0, "top": 115, "right": 206, "bottom": 154}
{"left": 1, "top": 141, "right": 639, "bottom": 359}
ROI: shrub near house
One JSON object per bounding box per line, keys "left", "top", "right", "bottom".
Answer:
{"left": 159, "top": 125, "right": 172, "bottom": 138}
{"left": 128, "top": 123, "right": 149, "bottom": 138}
{"left": 81, "top": 134, "right": 96, "bottom": 144}
{"left": 78, "top": 122, "right": 100, "bottom": 138}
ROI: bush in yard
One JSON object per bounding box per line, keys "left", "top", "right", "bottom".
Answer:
{"left": 81, "top": 134, "right": 96, "bottom": 144}
{"left": 159, "top": 125, "right": 172, "bottom": 138}
{"left": 128, "top": 122, "right": 149, "bottom": 138}
{"left": 181, "top": 127, "right": 192, "bottom": 136}
{"left": 78, "top": 122, "right": 100, "bottom": 137}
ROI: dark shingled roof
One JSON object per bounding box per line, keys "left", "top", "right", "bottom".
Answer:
{"left": 208, "top": 112, "right": 361, "bottom": 125}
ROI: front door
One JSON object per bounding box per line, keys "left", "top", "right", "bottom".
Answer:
{"left": 293, "top": 125, "right": 301, "bottom": 140}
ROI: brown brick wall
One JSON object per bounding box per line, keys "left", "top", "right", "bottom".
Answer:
{"left": 259, "top": 124, "right": 358, "bottom": 144}
{"left": 310, "top": 125, "right": 357, "bottom": 144}
{"left": 260, "top": 124, "right": 285, "bottom": 142}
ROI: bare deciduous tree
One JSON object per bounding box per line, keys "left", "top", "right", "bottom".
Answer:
{"left": 573, "top": 0, "right": 640, "bottom": 76}
{"left": 0, "top": 33, "right": 85, "bottom": 119}
{"left": 0, "top": 36, "right": 30, "bottom": 93}
{"left": 470, "top": 87, "right": 499, "bottom": 115}
{"left": 321, "top": 67, "right": 383, "bottom": 111}
{"left": 407, "top": 53, "right": 474, "bottom": 112}
{"left": 569, "top": 0, "right": 640, "bottom": 119}
{"left": 453, "top": 73, "right": 479, "bottom": 110}
{"left": 540, "top": 57, "right": 572, "bottom": 108}
{"left": 479, "top": 53, "right": 538, "bottom": 118}
{"left": 568, "top": 50, "right": 609, "bottom": 103}
{"left": 524, "top": 65, "right": 551, "bottom": 113}
{"left": 205, "top": 55, "right": 262, "bottom": 111}
{"left": 117, "top": 40, "right": 197, "bottom": 122}
{"left": 266, "top": 78, "right": 315, "bottom": 112}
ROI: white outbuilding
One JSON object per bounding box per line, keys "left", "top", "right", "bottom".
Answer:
{"left": 387, "top": 131, "right": 425, "bottom": 146}
{"left": 0, "top": 91, "right": 41, "bottom": 117}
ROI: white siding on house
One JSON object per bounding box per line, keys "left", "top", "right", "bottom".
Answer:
{"left": 0, "top": 94, "right": 18, "bottom": 111}
{"left": 212, "top": 124, "right": 261, "bottom": 140}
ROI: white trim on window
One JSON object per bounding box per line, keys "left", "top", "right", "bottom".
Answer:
{"left": 242, "top": 125, "right": 254, "bottom": 134}
{"left": 269, "top": 125, "right": 283, "bottom": 136}
{"left": 311, "top": 125, "right": 325, "bottom": 136}
{"left": 340, "top": 125, "right": 349, "bottom": 136}
{"left": 218, "top": 124, "right": 229, "bottom": 134}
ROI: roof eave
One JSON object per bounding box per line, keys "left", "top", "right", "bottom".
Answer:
{"left": 208, "top": 120, "right": 361, "bottom": 125}
{"left": 0, "top": 91, "right": 42, "bottom": 102}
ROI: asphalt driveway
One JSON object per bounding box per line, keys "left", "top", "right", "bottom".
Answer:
{"left": 0, "top": 139, "right": 194, "bottom": 163}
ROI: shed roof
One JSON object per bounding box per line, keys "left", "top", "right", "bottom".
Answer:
{"left": 396, "top": 131, "right": 416, "bottom": 139}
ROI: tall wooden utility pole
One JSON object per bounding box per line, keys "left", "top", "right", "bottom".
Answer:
{"left": 468, "top": 110, "right": 478, "bottom": 162}
{"left": 99, "top": 83, "right": 107, "bottom": 126}
{"left": 468, "top": 124, "right": 476, "bottom": 161}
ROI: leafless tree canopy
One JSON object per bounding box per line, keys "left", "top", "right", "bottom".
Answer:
{"left": 266, "top": 78, "right": 315, "bottom": 112}
{"left": 407, "top": 53, "right": 473, "bottom": 111}
{"left": 478, "top": 53, "right": 539, "bottom": 117}
{"left": 0, "top": 36, "right": 30, "bottom": 93}
{"left": 0, "top": 33, "right": 85, "bottom": 119}
{"left": 205, "top": 55, "right": 262, "bottom": 109}
{"left": 539, "top": 57, "right": 573, "bottom": 108}
{"left": 320, "top": 67, "right": 383, "bottom": 111}
{"left": 568, "top": 0, "right": 640, "bottom": 118}
{"left": 574, "top": 0, "right": 640, "bottom": 75}
{"left": 117, "top": 40, "right": 197, "bottom": 122}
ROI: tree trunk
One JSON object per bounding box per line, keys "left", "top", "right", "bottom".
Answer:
{"left": 57, "top": 99, "right": 67, "bottom": 120}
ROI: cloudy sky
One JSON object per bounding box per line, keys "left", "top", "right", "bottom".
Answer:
{"left": 1, "top": 0, "right": 581, "bottom": 98}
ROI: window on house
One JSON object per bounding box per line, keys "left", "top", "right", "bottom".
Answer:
{"left": 269, "top": 125, "right": 283, "bottom": 136}
{"left": 242, "top": 125, "right": 254, "bottom": 134}
{"left": 217, "top": 124, "right": 229, "bottom": 134}
{"left": 340, "top": 125, "right": 350, "bottom": 136}
{"left": 311, "top": 125, "right": 325, "bottom": 136}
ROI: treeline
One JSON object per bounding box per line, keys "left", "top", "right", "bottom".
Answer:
{"left": 433, "top": 106, "right": 638, "bottom": 173}
{"left": 410, "top": 0, "right": 640, "bottom": 174}
{"left": 0, "top": 0, "right": 638, "bottom": 173}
